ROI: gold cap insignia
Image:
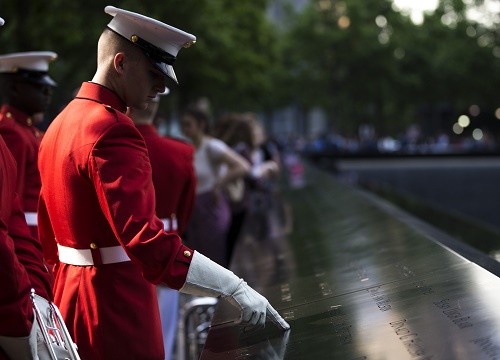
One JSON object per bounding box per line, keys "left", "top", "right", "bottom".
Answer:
{"left": 182, "top": 40, "right": 196, "bottom": 48}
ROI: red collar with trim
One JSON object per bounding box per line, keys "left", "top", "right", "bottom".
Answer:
{"left": 75, "top": 82, "right": 127, "bottom": 114}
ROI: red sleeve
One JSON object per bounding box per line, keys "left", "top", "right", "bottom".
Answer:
{"left": 37, "top": 190, "right": 60, "bottom": 277}
{"left": 10, "top": 193, "right": 53, "bottom": 301}
{"left": 0, "top": 196, "right": 33, "bottom": 337}
{"left": 177, "top": 149, "right": 196, "bottom": 235}
{"left": 90, "top": 122, "right": 192, "bottom": 289}
{"left": 1, "top": 129, "right": 27, "bottom": 207}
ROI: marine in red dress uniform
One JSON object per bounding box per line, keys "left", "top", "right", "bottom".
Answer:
{"left": 0, "top": 133, "right": 53, "bottom": 359}
{"left": 0, "top": 51, "right": 57, "bottom": 239}
{"left": 38, "top": 7, "right": 288, "bottom": 360}
{"left": 0, "top": 135, "right": 34, "bottom": 359}
{"left": 0, "top": 18, "right": 53, "bottom": 360}
{"left": 129, "top": 93, "right": 196, "bottom": 359}
{"left": 136, "top": 125, "right": 196, "bottom": 236}
{"left": 38, "top": 81, "right": 194, "bottom": 360}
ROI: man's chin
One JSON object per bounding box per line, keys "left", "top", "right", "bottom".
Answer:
{"left": 130, "top": 103, "right": 149, "bottom": 111}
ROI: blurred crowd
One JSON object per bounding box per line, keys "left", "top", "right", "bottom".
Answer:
{"left": 174, "top": 108, "right": 291, "bottom": 268}
{"left": 301, "top": 125, "right": 500, "bottom": 156}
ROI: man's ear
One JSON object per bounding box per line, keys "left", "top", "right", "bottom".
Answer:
{"left": 113, "top": 53, "right": 126, "bottom": 74}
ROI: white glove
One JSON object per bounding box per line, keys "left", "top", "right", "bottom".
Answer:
{"left": 180, "top": 251, "right": 290, "bottom": 332}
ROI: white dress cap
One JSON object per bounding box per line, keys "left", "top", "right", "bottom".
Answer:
{"left": 104, "top": 6, "right": 196, "bottom": 84}
{"left": 0, "top": 17, "right": 4, "bottom": 26}
{"left": 0, "top": 51, "right": 58, "bottom": 86}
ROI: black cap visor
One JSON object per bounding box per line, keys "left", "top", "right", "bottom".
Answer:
{"left": 13, "top": 69, "right": 57, "bottom": 87}
{"left": 144, "top": 52, "right": 178, "bottom": 84}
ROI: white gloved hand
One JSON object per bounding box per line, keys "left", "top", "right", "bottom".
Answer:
{"left": 180, "top": 251, "right": 290, "bottom": 332}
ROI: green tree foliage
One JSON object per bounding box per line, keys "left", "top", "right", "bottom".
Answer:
{"left": 0, "top": 0, "right": 279, "bottom": 119}
{"left": 279, "top": 0, "right": 500, "bottom": 137}
{"left": 1, "top": 1, "right": 498, "bottom": 137}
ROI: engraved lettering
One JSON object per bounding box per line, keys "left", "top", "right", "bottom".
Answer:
{"left": 367, "top": 286, "right": 392, "bottom": 312}
{"left": 328, "top": 306, "right": 353, "bottom": 345}
{"left": 333, "top": 323, "right": 353, "bottom": 345}
{"left": 390, "top": 320, "right": 432, "bottom": 359}
{"left": 400, "top": 333, "right": 419, "bottom": 341}
{"left": 280, "top": 283, "right": 292, "bottom": 302}
{"left": 390, "top": 319, "right": 406, "bottom": 328}
{"left": 470, "top": 337, "right": 500, "bottom": 359}
{"left": 413, "top": 280, "right": 434, "bottom": 295}
{"left": 394, "top": 263, "right": 416, "bottom": 278}
{"left": 432, "top": 299, "right": 451, "bottom": 309}
{"left": 433, "top": 299, "right": 473, "bottom": 329}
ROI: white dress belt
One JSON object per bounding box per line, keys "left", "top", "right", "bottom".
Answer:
{"left": 57, "top": 244, "right": 130, "bottom": 266}
{"left": 160, "top": 217, "right": 178, "bottom": 232}
{"left": 24, "top": 212, "right": 38, "bottom": 226}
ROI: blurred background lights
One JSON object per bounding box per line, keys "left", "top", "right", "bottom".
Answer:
{"left": 394, "top": 47, "right": 405, "bottom": 59}
{"left": 392, "top": 0, "right": 439, "bottom": 25}
{"left": 452, "top": 123, "right": 464, "bottom": 134}
{"left": 495, "top": 108, "right": 500, "bottom": 120}
{"left": 317, "top": 0, "right": 332, "bottom": 11}
{"left": 338, "top": 15, "right": 351, "bottom": 29}
{"left": 375, "top": 15, "right": 388, "bottom": 28}
{"left": 378, "top": 32, "right": 390, "bottom": 44}
{"left": 469, "top": 105, "right": 480, "bottom": 117}
{"left": 473, "top": 128, "right": 483, "bottom": 140}
{"left": 458, "top": 115, "right": 471, "bottom": 127}
{"left": 493, "top": 47, "right": 500, "bottom": 58}
{"left": 466, "top": 26, "right": 477, "bottom": 37}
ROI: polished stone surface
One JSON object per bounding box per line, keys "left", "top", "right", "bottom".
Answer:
{"left": 199, "top": 164, "right": 500, "bottom": 359}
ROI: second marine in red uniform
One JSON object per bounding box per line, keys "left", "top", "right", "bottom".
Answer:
{"left": 0, "top": 51, "right": 57, "bottom": 238}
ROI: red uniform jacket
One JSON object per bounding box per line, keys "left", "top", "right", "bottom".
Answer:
{"left": 0, "top": 105, "right": 43, "bottom": 238}
{"left": 0, "top": 135, "right": 52, "bottom": 343}
{"left": 136, "top": 125, "right": 196, "bottom": 236}
{"left": 38, "top": 82, "right": 193, "bottom": 360}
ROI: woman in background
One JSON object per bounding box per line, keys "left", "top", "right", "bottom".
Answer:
{"left": 180, "top": 106, "right": 250, "bottom": 267}
{"left": 213, "top": 113, "right": 254, "bottom": 265}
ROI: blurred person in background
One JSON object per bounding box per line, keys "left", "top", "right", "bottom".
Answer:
{"left": 213, "top": 112, "right": 254, "bottom": 265}
{"left": 236, "top": 113, "right": 294, "bottom": 273}
{"left": 127, "top": 89, "right": 196, "bottom": 360}
{"left": 0, "top": 51, "right": 57, "bottom": 239}
{"left": 214, "top": 113, "right": 286, "bottom": 265}
{"left": 241, "top": 113, "right": 284, "bottom": 240}
{"left": 243, "top": 113, "right": 281, "bottom": 176}
{"left": 180, "top": 106, "right": 251, "bottom": 267}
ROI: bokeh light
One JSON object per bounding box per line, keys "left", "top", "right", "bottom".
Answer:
{"left": 458, "top": 115, "right": 471, "bottom": 128}
{"left": 453, "top": 123, "right": 464, "bottom": 134}
{"left": 472, "top": 128, "right": 483, "bottom": 140}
